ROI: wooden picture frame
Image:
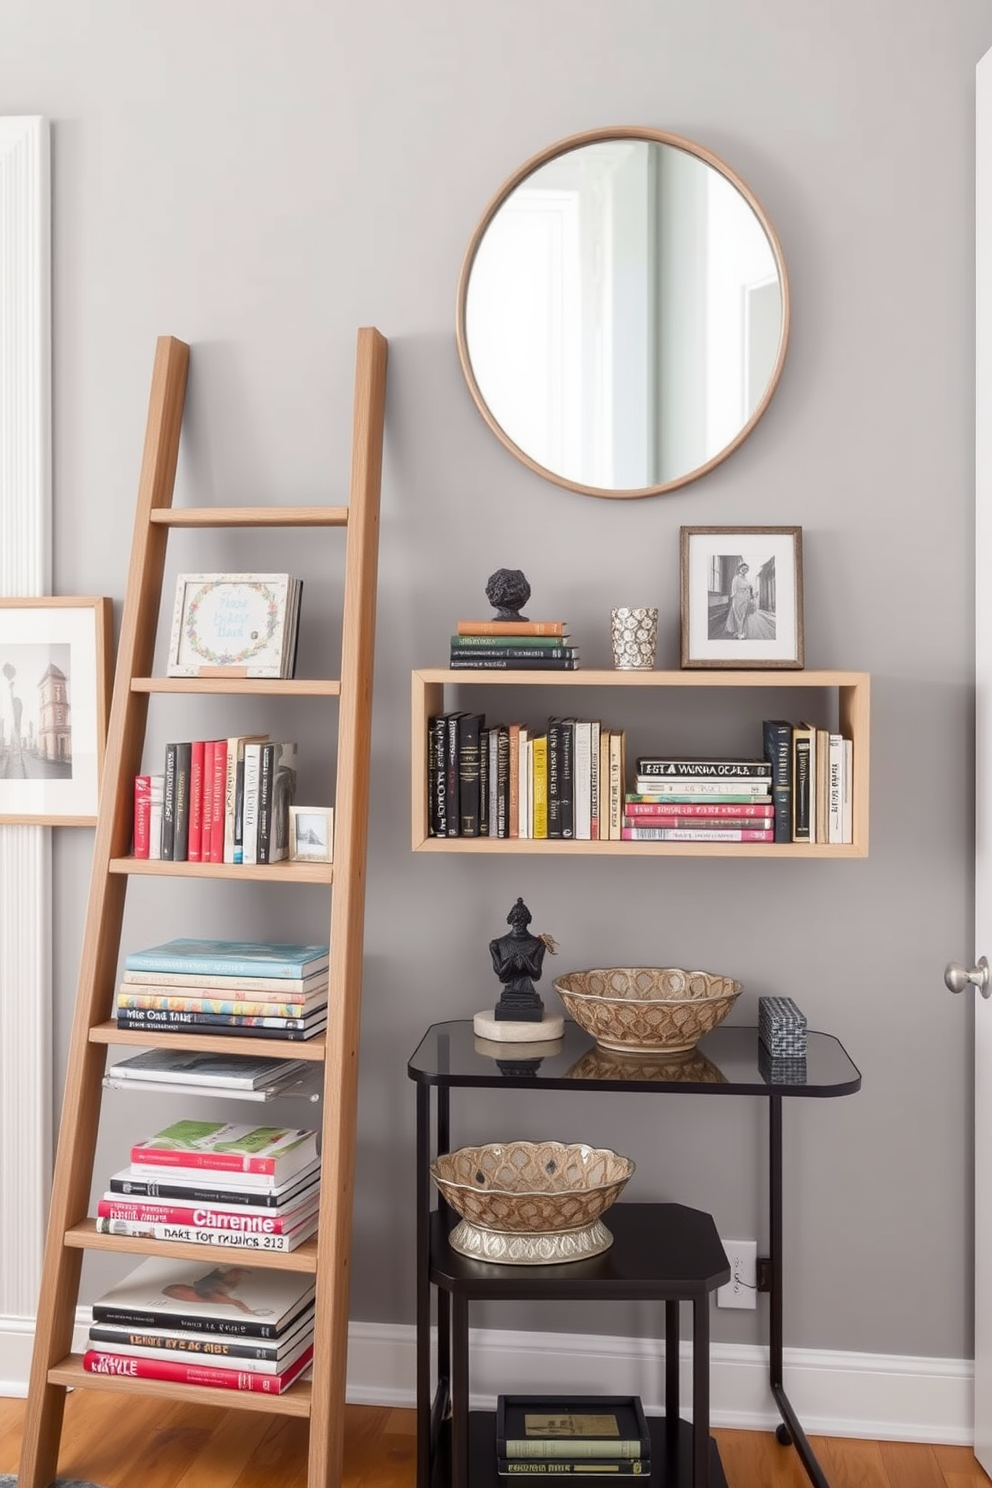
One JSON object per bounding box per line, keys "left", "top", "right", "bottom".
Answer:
{"left": 680, "top": 526, "right": 804, "bottom": 670}
{"left": 289, "top": 805, "right": 334, "bottom": 863}
{"left": 0, "top": 596, "right": 113, "bottom": 824}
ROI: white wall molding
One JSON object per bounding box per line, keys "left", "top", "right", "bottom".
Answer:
{"left": 0, "top": 115, "right": 53, "bottom": 1319}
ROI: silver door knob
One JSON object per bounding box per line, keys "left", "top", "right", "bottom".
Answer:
{"left": 944, "top": 957, "right": 992, "bottom": 997}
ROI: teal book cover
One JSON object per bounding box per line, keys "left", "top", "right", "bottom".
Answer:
{"left": 124, "top": 939, "right": 330, "bottom": 978}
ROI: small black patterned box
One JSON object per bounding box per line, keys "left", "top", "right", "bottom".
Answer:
{"left": 758, "top": 995, "right": 807, "bottom": 1058}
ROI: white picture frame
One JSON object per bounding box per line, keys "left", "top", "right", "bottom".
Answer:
{"left": 289, "top": 805, "right": 334, "bottom": 863}
{"left": 166, "top": 573, "right": 294, "bottom": 677}
{"left": 680, "top": 526, "right": 804, "bottom": 669}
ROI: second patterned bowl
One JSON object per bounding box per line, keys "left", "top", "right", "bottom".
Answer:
{"left": 429, "top": 1139, "right": 634, "bottom": 1265}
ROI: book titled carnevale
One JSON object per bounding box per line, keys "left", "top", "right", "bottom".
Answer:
{"left": 123, "top": 939, "right": 329, "bottom": 979}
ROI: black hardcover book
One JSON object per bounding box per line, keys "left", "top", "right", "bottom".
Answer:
{"left": 457, "top": 712, "right": 484, "bottom": 837}
{"left": 108, "top": 1171, "right": 321, "bottom": 1210}
{"left": 761, "top": 720, "right": 793, "bottom": 844}
{"left": 479, "top": 725, "right": 491, "bottom": 837}
{"left": 87, "top": 1318, "right": 314, "bottom": 1362}
{"left": 496, "top": 1395, "right": 651, "bottom": 1461}
{"left": 161, "top": 743, "right": 179, "bottom": 860}
{"left": 116, "top": 1006, "right": 326, "bottom": 1031}
{"left": 547, "top": 718, "right": 563, "bottom": 838}
{"left": 256, "top": 742, "right": 275, "bottom": 863}
{"left": 445, "top": 712, "right": 467, "bottom": 838}
{"left": 448, "top": 656, "right": 580, "bottom": 670}
{"left": 427, "top": 716, "right": 440, "bottom": 837}
{"left": 116, "top": 1014, "right": 325, "bottom": 1042}
{"left": 558, "top": 718, "right": 575, "bottom": 840}
{"left": 432, "top": 714, "right": 449, "bottom": 836}
{"left": 172, "top": 741, "right": 192, "bottom": 862}
{"left": 448, "top": 647, "right": 578, "bottom": 663}
{"left": 635, "top": 757, "right": 771, "bottom": 779}
{"left": 792, "top": 727, "right": 813, "bottom": 842}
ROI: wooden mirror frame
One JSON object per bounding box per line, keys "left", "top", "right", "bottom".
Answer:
{"left": 455, "top": 126, "right": 791, "bottom": 500}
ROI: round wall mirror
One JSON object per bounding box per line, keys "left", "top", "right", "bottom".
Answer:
{"left": 456, "top": 127, "right": 790, "bottom": 500}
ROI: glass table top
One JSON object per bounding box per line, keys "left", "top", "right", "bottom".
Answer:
{"left": 407, "top": 1020, "right": 861, "bottom": 1098}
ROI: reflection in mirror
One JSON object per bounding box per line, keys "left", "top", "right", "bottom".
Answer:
{"left": 457, "top": 128, "right": 790, "bottom": 499}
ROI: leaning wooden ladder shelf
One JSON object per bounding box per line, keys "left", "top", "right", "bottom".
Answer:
{"left": 18, "top": 327, "right": 388, "bottom": 1488}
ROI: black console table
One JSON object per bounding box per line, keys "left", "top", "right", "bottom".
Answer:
{"left": 408, "top": 1021, "right": 861, "bottom": 1488}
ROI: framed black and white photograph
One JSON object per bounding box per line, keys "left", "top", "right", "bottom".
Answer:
{"left": 0, "top": 597, "right": 113, "bottom": 824}
{"left": 680, "top": 526, "right": 804, "bottom": 669}
{"left": 289, "top": 805, "right": 334, "bottom": 863}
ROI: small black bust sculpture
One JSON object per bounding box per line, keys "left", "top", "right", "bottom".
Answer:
{"left": 485, "top": 568, "right": 531, "bottom": 622}
{"left": 490, "top": 897, "right": 550, "bottom": 1022}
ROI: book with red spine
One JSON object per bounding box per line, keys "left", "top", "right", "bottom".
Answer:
{"left": 620, "top": 826, "right": 774, "bottom": 842}
{"left": 209, "top": 740, "right": 227, "bottom": 863}
{"left": 96, "top": 1193, "right": 319, "bottom": 1233}
{"left": 187, "top": 739, "right": 205, "bottom": 862}
{"left": 81, "top": 1342, "right": 313, "bottom": 1393}
{"left": 129, "top": 1120, "right": 318, "bottom": 1180}
{"left": 133, "top": 776, "right": 152, "bottom": 859}
{"left": 623, "top": 800, "right": 774, "bottom": 818}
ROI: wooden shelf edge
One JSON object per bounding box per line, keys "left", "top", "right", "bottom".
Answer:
{"left": 414, "top": 667, "right": 870, "bottom": 688}
{"left": 88, "top": 1021, "right": 328, "bottom": 1061}
{"left": 48, "top": 1355, "right": 313, "bottom": 1415}
{"left": 130, "top": 677, "right": 341, "bottom": 696}
{"left": 411, "top": 838, "right": 867, "bottom": 858}
{"left": 63, "top": 1219, "right": 319, "bottom": 1272}
{"left": 109, "top": 856, "right": 334, "bottom": 884}
{"left": 150, "top": 506, "right": 347, "bottom": 528}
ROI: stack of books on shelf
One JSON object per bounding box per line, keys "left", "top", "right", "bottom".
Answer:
{"left": 762, "top": 719, "right": 853, "bottom": 844}
{"left": 116, "top": 938, "right": 330, "bottom": 1041}
{"left": 495, "top": 1394, "right": 651, "bottom": 1477}
{"left": 427, "top": 714, "right": 627, "bottom": 840}
{"left": 450, "top": 618, "right": 579, "bottom": 670}
{"left": 625, "top": 757, "right": 775, "bottom": 842}
{"left": 82, "top": 1255, "right": 315, "bottom": 1394}
{"left": 104, "top": 1048, "right": 311, "bottom": 1102}
{"left": 133, "top": 735, "right": 298, "bottom": 865}
{"left": 95, "top": 1117, "right": 321, "bottom": 1254}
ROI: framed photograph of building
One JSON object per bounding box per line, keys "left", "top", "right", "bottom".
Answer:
{"left": 289, "top": 806, "right": 334, "bottom": 864}
{"left": 680, "top": 526, "right": 804, "bottom": 669}
{"left": 0, "top": 597, "right": 113, "bottom": 824}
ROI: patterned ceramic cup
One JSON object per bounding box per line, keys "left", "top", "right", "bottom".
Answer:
{"left": 610, "top": 607, "right": 658, "bottom": 669}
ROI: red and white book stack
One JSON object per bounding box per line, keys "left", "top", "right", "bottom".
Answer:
{"left": 623, "top": 756, "right": 774, "bottom": 842}
{"left": 82, "top": 1255, "right": 316, "bottom": 1394}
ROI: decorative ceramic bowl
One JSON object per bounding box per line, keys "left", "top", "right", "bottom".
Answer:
{"left": 554, "top": 967, "right": 742, "bottom": 1055}
{"left": 429, "top": 1139, "right": 634, "bottom": 1265}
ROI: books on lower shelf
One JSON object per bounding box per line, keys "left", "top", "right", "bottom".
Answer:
{"left": 129, "top": 1119, "right": 319, "bottom": 1182}
{"left": 106, "top": 1048, "right": 310, "bottom": 1098}
{"left": 496, "top": 1395, "right": 651, "bottom": 1465}
{"left": 761, "top": 719, "right": 853, "bottom": 845}
{"left": 83, "top": 1259, "right": 317, "bottom": 1383}
{"left": 134, "top": 735, "right": 299, "bottom": 866}
{"left": 428, "top": 714, "right": 626, "bottom": 840}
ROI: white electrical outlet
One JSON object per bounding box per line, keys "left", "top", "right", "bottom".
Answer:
{"left": 717, "top": 1239, "right": 758, "bottom": 1309}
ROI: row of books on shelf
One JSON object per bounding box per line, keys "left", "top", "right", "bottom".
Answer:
{"left": 133, "top": 735, "right": 298, "bottom": 865}
{"left": 494, "top": 1395, "right": 651, "bottom": 1476}
{"left": 115, "top": 937, "right": 330, "bottom": 1041}
{"left": 450, "top": 618, "right": 578, "bottom": 671}
{"left": 428, "top": 715, "right": 854, "bottom": 844}
{"left": 84, "top": 1111, "right": 321, "bottom": 1395}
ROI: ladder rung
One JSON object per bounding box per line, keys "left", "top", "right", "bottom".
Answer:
{"left": 130, "top": 677, "right": 341, "bottom": 696}
{"left": 150, "top": 506, "right": 349, "bottom": 527}
{"left": 108, "top": 856, "right": 334, "bottom": 884}
{"left": 88, "top": 1021, "right": 327, "bottom": 1062}
{"left": 47, "top": 1357, "right": 314, "bottom": 1415}
{"left": 63, "top": 1219, "right": 319, "bottom": 1272}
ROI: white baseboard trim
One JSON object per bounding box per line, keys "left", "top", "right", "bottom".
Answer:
{"left": 0, "top": 1315, "right": 974, "bottom": 1446}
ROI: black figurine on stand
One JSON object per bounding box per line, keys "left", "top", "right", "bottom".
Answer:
{"left": 485, "top": 568, "right": 531, "bottom": 622}
{"left": 472, "top": 897, "right": 564, "bottom": 1045}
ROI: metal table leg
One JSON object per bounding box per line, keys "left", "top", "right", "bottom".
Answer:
{"left": 767, "top": 1094, "right": 830, "bottom": 1488}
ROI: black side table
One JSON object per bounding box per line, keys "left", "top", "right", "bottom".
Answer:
{"left": 407, "top": 1021, "right": 862, "bottom": 1488}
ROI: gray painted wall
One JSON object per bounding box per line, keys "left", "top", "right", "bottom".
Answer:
{"left": 2, "top": 0, "right": 990, "bottom": 1361}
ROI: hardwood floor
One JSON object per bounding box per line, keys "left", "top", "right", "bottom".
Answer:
{"left": 0, "top": 1395, "right": 988, "bottom": 1488}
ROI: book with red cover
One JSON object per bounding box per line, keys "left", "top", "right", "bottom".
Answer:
{"left": 129, "top": 1120, "right": 319, "bottom": 1181}
{"left": 620, "top": 826, "right": 774, "bottom": 842}
{"left": 623, "top": 800, "right": 774, "bottom": 818}
{"left": 133, "top": 776, "right": 152, "bottom": 859}
{"left": 209, "top": 739, "right": 227, "bottom": 863}
{"left": 81, "top": 1343, "right": 312, "bottom": 1393}
{"left": 188, "top": 740, "right": 205, "bottom": 862}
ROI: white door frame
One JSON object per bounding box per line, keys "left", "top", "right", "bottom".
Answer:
{"left": 0, "top": 115, "right": 53, "bottom": 1358}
